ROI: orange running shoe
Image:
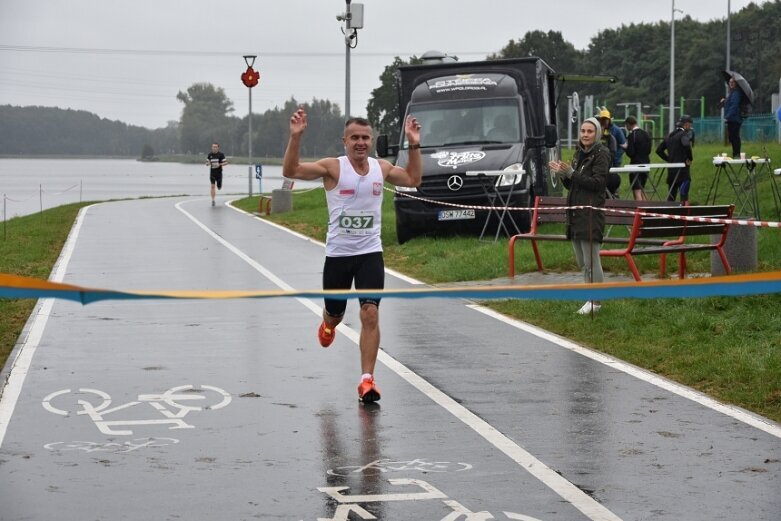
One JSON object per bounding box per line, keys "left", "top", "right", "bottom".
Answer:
{"left": 357, "top": 377, "right": 381, "bottom": 403}
{"left": 317, "top": 321, "right": 336, "bottom": 348}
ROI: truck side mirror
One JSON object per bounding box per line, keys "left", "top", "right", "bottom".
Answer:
{"left": 376, "top": 135, "right": 389, "bottom": 157}
{"left": 544, "top": 125, "right": 558, "bottom": 148}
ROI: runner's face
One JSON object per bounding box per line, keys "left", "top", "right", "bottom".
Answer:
{"left": 211, "top": 144, "right": 219, "bottom": 153}
{"left": 343, "top": 124, "right": 373, "bottom": 160}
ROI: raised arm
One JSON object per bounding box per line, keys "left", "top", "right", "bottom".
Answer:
{"left": 282, "top": 107, "right": 332, "bottom": 181}
{"left": 384, "top": 116, "right": 423, "bottom": 188}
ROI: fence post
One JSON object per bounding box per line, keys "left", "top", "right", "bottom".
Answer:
{"left": 659, "top": 105, "right": 667, "bottom": 136}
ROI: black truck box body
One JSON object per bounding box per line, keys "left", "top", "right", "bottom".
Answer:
{"left": 390, "top": 57, "right": 560, "bottom": 243}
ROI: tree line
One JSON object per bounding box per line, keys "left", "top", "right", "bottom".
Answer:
{"left": 2, "top": 1, "right": 779, "bottom": 158}
{"left": 0, "top": 94, "right": 344, "bottom": 160}
{"left": 0, "top": 105, "right": 180, "bottom": 157}
{"left": 369, "top": 1, "right": 781, "bottom": 138}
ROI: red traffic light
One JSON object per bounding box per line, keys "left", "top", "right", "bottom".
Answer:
{"left": 241, "top": 66, "right": 259, "bottom": 88}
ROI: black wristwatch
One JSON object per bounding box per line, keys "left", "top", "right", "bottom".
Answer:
{"left": 408, "top": 143, "right": 421, "bottom": 150}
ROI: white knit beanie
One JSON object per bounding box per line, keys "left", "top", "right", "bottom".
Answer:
{"left": 583, "top": 117, "right": 602, "bottom": 136}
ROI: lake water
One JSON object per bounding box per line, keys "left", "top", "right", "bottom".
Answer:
{"left": 0, "top": 159, "right": 319, "bottom": 219}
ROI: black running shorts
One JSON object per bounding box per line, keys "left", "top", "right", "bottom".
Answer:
{"left": 322, "top": 251, "right": 384, "bottom": 317}
{"left": 210, "top": 171, "right": 223, "bottom": 189}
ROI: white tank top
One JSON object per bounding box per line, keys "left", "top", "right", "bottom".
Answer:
{"left": 325, "top": 156, "right": 384, "bottom": 257}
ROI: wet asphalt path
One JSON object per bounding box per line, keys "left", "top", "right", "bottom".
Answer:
{"left": 0, "top": 195, "right": 779, "bottom": 521}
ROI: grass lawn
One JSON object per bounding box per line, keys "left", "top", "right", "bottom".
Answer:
{"left": 0, "top": 202, "right": 94, "bottom": 368}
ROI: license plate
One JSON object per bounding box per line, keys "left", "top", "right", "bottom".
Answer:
{"left": 437, "top": 209, "right": 475, "bottom": 221}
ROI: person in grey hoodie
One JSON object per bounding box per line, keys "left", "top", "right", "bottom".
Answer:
{"left": 548, "top": 117, "right": 611, "bottom": 315}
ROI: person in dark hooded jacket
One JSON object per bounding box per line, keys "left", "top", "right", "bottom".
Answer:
{"left": 656, "top": 115, "right": 694, "bottom": 203}
{"left": 719, "top": 76, "right": 747, "bottom": 158}
{"left": 549, "top": 117, "right": 611, "bottom": 315}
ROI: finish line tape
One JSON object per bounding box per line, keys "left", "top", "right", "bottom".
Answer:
{"left": 1, "top": 271, "right": 780, "bottom": 305}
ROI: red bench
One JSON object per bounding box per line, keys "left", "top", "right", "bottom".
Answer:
{"left": 508, "top": 196, "right": 681, "bottom": 278}
{"left": 600, "top": 204, "right": 734, "bottom": 281}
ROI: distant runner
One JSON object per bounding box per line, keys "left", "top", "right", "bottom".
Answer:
{"left": 282, "top": 107, "right": 422, "bottom": 403}
{"left": 206, "top": 142, "right": 228, "bottom": 207}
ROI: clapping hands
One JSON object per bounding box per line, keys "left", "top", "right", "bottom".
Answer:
{"left": 548, "top": 160, "right": 573, "bottom": 178}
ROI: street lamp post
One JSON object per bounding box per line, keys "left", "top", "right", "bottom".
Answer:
{"left": 242, "top": 55, "right": 259, "bottom": 196}
{"left": 336, "top": 1, "right": 363, "bottom": 118}
{"left": 722, "top": 0, "right": 731, "bottom": 142}
{"left": 726, "top": 0, "right": 731, "bottom": 73}
{"left": 669, "top": 1, "right": 683, "bottom": 133}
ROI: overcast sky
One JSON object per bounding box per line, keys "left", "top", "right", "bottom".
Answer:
{"left": 0, "top": 0, "right": 758, "bottom": 129}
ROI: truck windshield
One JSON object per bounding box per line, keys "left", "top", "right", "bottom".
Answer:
{"left": 408, "top": 99, "right": 522, "bottom": 148}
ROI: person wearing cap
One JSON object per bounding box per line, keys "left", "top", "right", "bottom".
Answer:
{"left": 597, "top": 108, "right": 626, "bottom": 198}
{"left": 655, "top": 115, "right": 694, "bottom": 203}
{"left": 624, "top": 116, "right": 652, "bottom": 200}
{"left": 548, "top": 117, "right": 610, "bottom": 315}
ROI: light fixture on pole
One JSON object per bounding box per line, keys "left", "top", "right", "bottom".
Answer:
{"left": 242, "top": 55, "right": 259, "bottom": 196}
{"left": 336, "top": 1, "right": 363, "bottom": 118}
{"left": 669, "top": 1, "right": 683, "bottom": 133}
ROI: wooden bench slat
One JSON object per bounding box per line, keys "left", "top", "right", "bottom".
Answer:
{"left": 624, "top": 244, "right": 728, "bottom": 255}
{"left": 638, "top": 224, "right": 730, "bottom": 238}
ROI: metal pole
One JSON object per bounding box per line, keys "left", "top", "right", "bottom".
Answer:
{"left": 726, "top": 0, "right": 731, "bottom": 73}
{"left": 345, "top": 37, "right": 351, "bottom": 118}
{"left": 722, "top": 0, "right": 731, "bottom": 143}
{"left": 3, "top": 194, "right": 6, "bottom": 240}
{"left": 344, "top": 0, "right": 352, "bottom": 118}
{"left": 669, "top": 0, "right": 676, "bottom": 133}
{"left": 566, "top": 96, "right": 573, "bottom": 149}
{"left": 248, "top": 87, "right": 253, "bottom": 197}
{"left": 39, "top": 183, "right": 43, "bottom": 217}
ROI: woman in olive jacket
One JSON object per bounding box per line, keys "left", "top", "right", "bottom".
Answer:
{"left": 549, "top": 117, "right": 610, "bottom": 314}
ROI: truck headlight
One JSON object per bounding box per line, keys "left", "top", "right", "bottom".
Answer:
{"left": 396, "top": 185, "right": 418, "bottom": 193}
{"left": 495, "top": 163, "right": 526, "bottom": 188}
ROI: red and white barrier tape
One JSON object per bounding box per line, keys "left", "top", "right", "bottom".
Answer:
{"left": 386, "top": 187, "right": 781, "bottom": 229}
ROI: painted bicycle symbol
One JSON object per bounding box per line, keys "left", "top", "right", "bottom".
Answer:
{"left": 44, "top": 437, "right": 180, "bottom": 454}
{"left": 42, "top": 384, "right": 232, "bottom": 436}
{"left": 327, "top": 458, "right": 473, "bottom": 477}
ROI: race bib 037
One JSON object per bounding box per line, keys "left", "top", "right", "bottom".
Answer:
{"left": 337, "top": 212, "right": 375, "bottom": 235}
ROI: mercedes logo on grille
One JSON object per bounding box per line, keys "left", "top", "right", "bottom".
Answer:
{"left": 447, "top": 175, "right": 464, "bottom": 191}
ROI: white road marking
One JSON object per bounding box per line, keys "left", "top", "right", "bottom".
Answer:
{"left": 317, "top": 504, "right": 375, "bottom": 521}
{"left": 208, "top": 200, "right": 624, "bottom": 521}
{"left": 0, "top": 203, "right": 98, "bottom": 448}
{"left": 319, "top": 478, "right": 448, "bottom": 503}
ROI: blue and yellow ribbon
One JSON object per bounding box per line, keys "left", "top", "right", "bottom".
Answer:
{"left": 2, "top": 271, "right": 781, "bottom": 305}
